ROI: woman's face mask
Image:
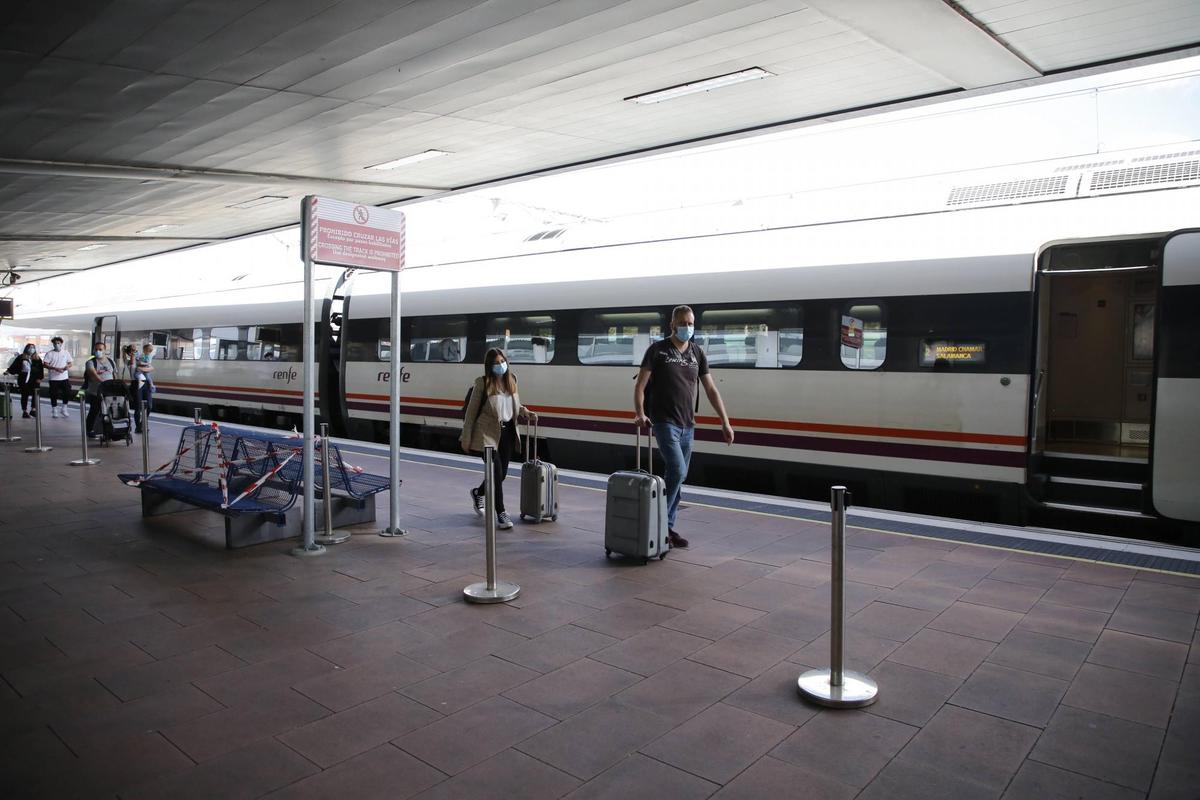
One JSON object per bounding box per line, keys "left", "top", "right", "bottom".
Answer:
{"left": 24, "top": 346, "right": 35, "bottom": 356}
{"left": 95, "top": 348, "right": 105, "bottom": 358}
{"left": 491, "top": 361, "right": 508, "bottom": 376}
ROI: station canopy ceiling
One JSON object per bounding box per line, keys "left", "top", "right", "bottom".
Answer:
{"left": 2, "top": 0, "right": 1198, "bottom": 282}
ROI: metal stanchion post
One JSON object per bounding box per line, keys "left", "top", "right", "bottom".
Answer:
{"left": 464, "top": 446, "right": 520, "bottom": 604}
{"left": 69, "top": 392, "right": 99, "bottom": 466}
{"left": 797, "top": 486, "right": 878, "bottom": 708}
{"left": 1, "top": 381, "right": 20, "bottom": 442}
{"left": 24, "top": 388, "right": 52, "bottom": 453}
{"left": 139, "top": 395, "right": 149, "bottom": 474}
{"left": 315, "top": 423, "right": 349, "bottom": 546}
{"left": 193, "top": 408, "right": 202, "bottom": 424}
{"left": 192, "top": 408, "right": 202, "bottom": 472}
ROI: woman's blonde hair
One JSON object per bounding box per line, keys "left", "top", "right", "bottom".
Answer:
{"left": 483, "top": 348, "right": 517, "bottom": 395}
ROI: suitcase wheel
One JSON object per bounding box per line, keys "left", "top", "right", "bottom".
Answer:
{"left": 551, "top": 515, "right": 558, "bottom": 522}
{"left": 658, "top": 552, "right": 667, "bottom": 560}
{"left": 518, "top": 514, "right": 525, "bottom": 521}
{"left": 604, "top": 548, "right": 611, "bottom": 558}
{"left": 642, "top": 557, "right": 649, "bottom": 565}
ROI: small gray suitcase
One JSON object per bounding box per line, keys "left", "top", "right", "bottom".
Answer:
{"left": 604, "top": 426, "right": 668, "bottom": 564}
{"left": 519, "top": 419, "right": 558, "bottom": 523}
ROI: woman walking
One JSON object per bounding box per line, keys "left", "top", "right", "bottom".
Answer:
{"left": 460, "top": 348, "right": 537, "bottom": 530}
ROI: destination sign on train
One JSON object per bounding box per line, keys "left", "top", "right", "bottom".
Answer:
{"left": 920, "top": 340, "right": 986, "bottom": 366}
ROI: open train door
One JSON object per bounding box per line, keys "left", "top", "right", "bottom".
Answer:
{"left": 93, "top": 315, "right": 119, "bottom": 354}
{"left": 1151, "top": 230, "right": 1200, "bottom": 522}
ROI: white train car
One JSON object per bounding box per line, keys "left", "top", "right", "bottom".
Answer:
{"left": 14, "top": 192, "right": 1200, "bottom": 533}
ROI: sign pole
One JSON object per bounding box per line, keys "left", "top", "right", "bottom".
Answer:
{"left": 293, "top": 196, "right": 325, "bottom": 558}
{"left": 381, "top": 268, "right": 406, "bottom": 536}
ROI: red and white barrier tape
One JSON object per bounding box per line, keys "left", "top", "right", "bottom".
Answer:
{"left": 223, "top": 451, "right": 297, "bottom": 509}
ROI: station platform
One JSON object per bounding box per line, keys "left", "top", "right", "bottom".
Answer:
{"left": 1, "top": 405, "right": 1197, "bottom": 800}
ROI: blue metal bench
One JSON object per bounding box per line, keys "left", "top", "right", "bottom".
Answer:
{"left": 120, "top": 424, "right": 392, "bottom": 549}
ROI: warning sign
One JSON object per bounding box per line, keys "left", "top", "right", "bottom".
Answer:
{"left": 305, "top": 196, "right": 405, "bottom": 272}
{"left": 840, "top": 315, "right": 863, "bottom": 349}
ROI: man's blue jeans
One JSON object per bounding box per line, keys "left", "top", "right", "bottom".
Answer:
{"left": 652, "top": 422, "right": 694, "bottom": 530}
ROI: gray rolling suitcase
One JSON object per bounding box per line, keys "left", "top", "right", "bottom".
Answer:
{"left": 519, "top": 419, "right": 558, "bottom": 523}
{"left": 604, "top": 426, "right": 668, "bottom": 564}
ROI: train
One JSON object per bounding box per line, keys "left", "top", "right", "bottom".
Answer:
{"left": 9, "top": 190, "right": 1200, "bottom": 537}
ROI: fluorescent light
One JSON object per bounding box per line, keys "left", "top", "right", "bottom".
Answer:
{"left": 366, "top": 150, "right": 450, "bottom": 170}
{"left": 76, "top": 244, "right": 109, "bottom": 251}
{"left": 626, "top": 67, "right": 774, "bottom": 105}
{"left": 226, "top": 195, "right": 287, "bottom": 209}
{"left": 136, "top": 224, "right": 177, "bottom": 234}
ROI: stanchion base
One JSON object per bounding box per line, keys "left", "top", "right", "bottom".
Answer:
{"left": 290, "top": 543, "right": 327, "bottom": 558}
{"left": 797, "top": 669, "right": 878, "bottom": 708}
{"left": 315, "top": 531, "right": 351, "bottom": 546}
{"left": 69, "top": 458, "right": 101, "bottom": 466}
{"left": 24, "top": 446, "right": 53, "bottom": 453}
{"left": 0, "top": 436, "right": 21, "bottom": 442}
{"left": 463, "top": 581, "right": 520, "bottom": 604}
{"left": 379, "top": 527, "right": 407, "bottom": 537}
{"left": 796, "top": 671, "right": 883, "bottom": 705}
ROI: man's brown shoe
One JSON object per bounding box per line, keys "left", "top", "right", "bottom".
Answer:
{"left": 668, "top": 530, "right": 689, "bottom": 549}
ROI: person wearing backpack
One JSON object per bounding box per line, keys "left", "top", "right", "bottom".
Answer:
{"left": 5, "top": 343, "right": 44, "bottom": 418}
{"left": 460, "top": 348, "right": 538, "bottom": 530}
{"left": 633, "top": 305, "right": 735, "bottom": 548}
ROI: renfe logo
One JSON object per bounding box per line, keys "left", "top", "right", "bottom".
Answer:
{"left": 376, "top": 367, "right": 412, "bottom": 384}
{"left": 273, "top": 368, "right": 299, "bottom": 383}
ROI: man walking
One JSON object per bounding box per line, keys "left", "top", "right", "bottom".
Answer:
{"left": 43, "top": 336, "right": 73, "bottom": 418}
{"left": 634, "top": 305, "right": 734, "bottom": 548}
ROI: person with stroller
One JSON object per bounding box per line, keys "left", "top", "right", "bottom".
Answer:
{"left": 84, "top": 342, "right": 116, "bottom": 436}
{"left": 5, "top": 343, "right": 44, "bottom": 418}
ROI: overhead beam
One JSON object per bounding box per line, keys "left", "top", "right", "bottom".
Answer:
{"left": 804, "top": 0, "right": 1040, "bottom": 89}
{"left": 0, "top": 235, "right": 220, "bottom": 243}
{"left": 0, "top": 158, "right": 446, "bottom": 196}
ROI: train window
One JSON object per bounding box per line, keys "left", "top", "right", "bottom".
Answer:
{"left": 171, "top": 328, "right": 204, "bottom": 360}
{"left": 150, "top": 331, "right": 169, "bottom": 360}
{"left": 487, "top": 315, "right": 555, "bottom": 363}
{"left": 209, "top": 326, "right": 242, "bottom": 360}
{"left": 378, "top": 339, "right": 391, "bottom": 361}
{"left": 697, "top": 306, "right": 803, "bottom": 368}
{"left": 840, "top": 304, "right": 886, "bottom": 370}
{"left": 578, "top": 311, "right": 664, "bottom": 365}
{"left": 246, "top": 324, "right": 300, "bottom": 361}
{"left": 409, "top": 317, "right": 467, "bottom": 363}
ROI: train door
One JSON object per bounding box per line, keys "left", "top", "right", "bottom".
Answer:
{"left": 1029, "top": 238, "right": 1159, "bottom": 518}
{"left": 93, "top": 315, "right": 119, "bottom": 354}
{"left": 1150, "top": 230, "right": 1200, "bottom": 523}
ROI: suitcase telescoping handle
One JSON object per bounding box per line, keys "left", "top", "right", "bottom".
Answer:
{"left": 524, "top": 415, "right": 539, "bottom": 463}
{"left": 635, "top": 422, "right": 653, "bottom": 474}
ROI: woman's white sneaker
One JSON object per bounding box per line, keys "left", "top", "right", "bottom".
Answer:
{"left": 497, "top": 512, "right": 514, "bottom": 530}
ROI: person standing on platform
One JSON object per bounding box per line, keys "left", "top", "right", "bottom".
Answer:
{"left": 83, "top": 342, "right": 116, "bottom": 435}
{"left": 6, "top": 343, "right": 44, "bottom": 418}
{"left": 633, "top": 305, "right": 735, "bottom": 548}
{"left": 133, "top": 342, "right": 155, "bottom": 433}
{"left": 460, "top": 348, "right": 538, "bottom": 531}
{"left": 42, "top": 336, "right": 73, "bottom": 418}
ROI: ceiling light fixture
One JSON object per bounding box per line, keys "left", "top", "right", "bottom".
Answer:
{"left": 137, "top": 224, "right": 177, "bottom": 234}
{"left": 366, "top": 150, "right": 450, "bottom": 170}
{"left": 76, "top": 244, "right": 109, "bottom": 251}
{"left": 625, "top": 67, "right": 774, "bottom": 104}
{"left": 226, "top": 195, "right": 287, "bottom": 209}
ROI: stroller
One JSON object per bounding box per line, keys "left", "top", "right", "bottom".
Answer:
{"left": 95, "top": 379, "right": 133, "bottom": 446}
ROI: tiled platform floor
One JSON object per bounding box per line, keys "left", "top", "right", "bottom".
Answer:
{"left": 1, "top": 411, "right": 1198, "bottom": 799}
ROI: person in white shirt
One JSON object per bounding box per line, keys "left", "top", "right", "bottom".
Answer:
{"left": 42, "top": 336, "right": 73, "bottom": 418}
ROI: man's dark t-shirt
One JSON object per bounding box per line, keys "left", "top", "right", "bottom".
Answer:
{"left": 640, "top": 338, "right": 709, "bottom": 428}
